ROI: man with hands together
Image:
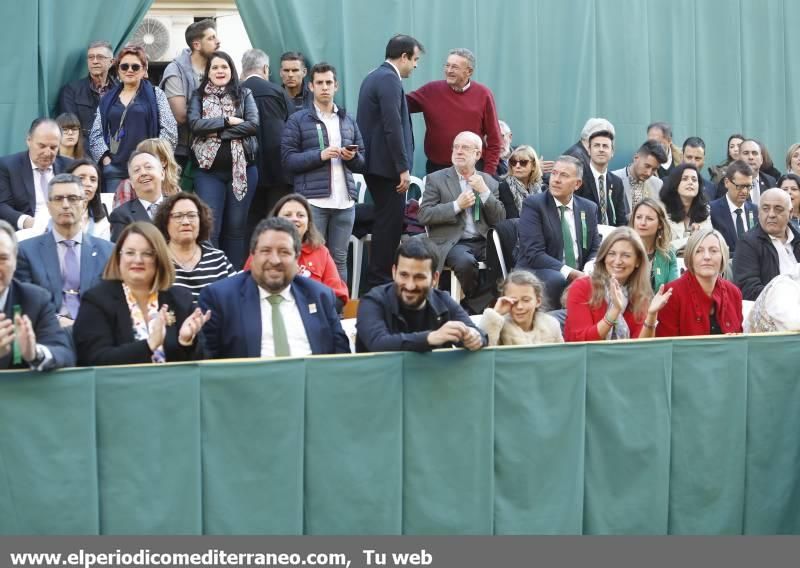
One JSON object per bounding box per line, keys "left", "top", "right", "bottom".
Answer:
{"left": 356, "top": 238, "right": 486, "bottom": 352}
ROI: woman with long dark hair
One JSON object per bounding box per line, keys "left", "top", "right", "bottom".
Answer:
{"left": 189, "top": 50, "right": 259, "bottom": 269}
{"left": 659, "top": 163, "right": 711, "bottom": 252}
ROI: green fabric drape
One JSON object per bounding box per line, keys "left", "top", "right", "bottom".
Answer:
{"left": 236, "top": 0, "right": 800, "bottom": 174}
{"left": 0, "top": 0, "right": 152, "bottom": 155}
{"left": 1, "top": 335, "right": 800, "bottom": 535}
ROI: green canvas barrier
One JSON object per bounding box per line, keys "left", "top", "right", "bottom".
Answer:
{"left": 0, "top": 335, "right": 798, "bottom": 535}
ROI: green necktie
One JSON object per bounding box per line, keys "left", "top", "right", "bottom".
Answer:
{"left": 267, "top": 294, "right": 290, "bottom": 357}
{"left": 559, "top": 205, "right": 577, "bottom": 269}
{"left": 472, "top": 191, "right": 480, "bottom": 222}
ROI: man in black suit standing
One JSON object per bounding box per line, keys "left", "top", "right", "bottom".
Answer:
{"left": 357, "top": 34, "right": 424, "bottom": 289}
{"left": 517, "top": 155, "right": 602, "bottom": 308}
{"left": 240, "top": 49, "right": 294, "bottom": 230}
{"left": 0, "top": 118, "right": 72, "bottom": 230}
{"left": 0, "top": 220, "right": 74, "bottom": 370}
{"left": 577, "top": 130, "right": 627, "bottom": 227}
{"left": 109, "top": 151, "right": 165, "bottom": 241}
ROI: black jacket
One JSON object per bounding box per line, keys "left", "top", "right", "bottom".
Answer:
{"left": 577, "top": 168, "right": 628, "bottom": 226}
{"left": 355, "top": 282, "right": 485, "bottom": 352}
{"left": 57, "top": 75, "right": 116, "bottom": 139}
{"left": 733, "top": 224, "right": 800, "bottom": 301}
{"left": 188, "top": 87, "right": 259, "bottom": 165}
{"left": 241, "top": 76, "right": 293, "bottom": 187}
{"left": 73, "top": 279, "right": 203, "bottom": 366}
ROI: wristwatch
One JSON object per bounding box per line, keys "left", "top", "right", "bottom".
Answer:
{"left": 30, "top": 344, "right": 46, "bottom": 368}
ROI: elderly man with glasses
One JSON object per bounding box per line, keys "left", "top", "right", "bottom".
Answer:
{"left": 418, "top": 131, "right": 505, "bottom": 313}
{"left": 16, "top": 174, "right": 113, "bottom": 327}
{"left": 57, "top": 40, "right": 117, "bottom": 140}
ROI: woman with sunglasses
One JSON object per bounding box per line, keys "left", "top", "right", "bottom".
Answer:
{"left": 89, "top": 44, "right": 177, "bottom": 195}
{"left": 497, "top": 145, "right": 543, "bottom": 219}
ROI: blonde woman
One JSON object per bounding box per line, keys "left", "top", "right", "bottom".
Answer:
{"left": 497, "top": 145, "right": 543, "bottom": 218}
{"left": 629, "top": 198, "right": 678, "bottom": 290}
{"left": 564, "top": 227, "right": 671, "bottom": 342}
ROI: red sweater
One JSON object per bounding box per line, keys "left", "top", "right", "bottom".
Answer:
{"left": 243, "top": 243, "right": 349, "bottom": 305}
{"left": 564, "top": 277, "right": 645, "bottom": 341}
{"left": 407, "top": 80, "right": 502, "bottom": 174}
{"left": 656, "top": 271, "right": 742, "bottom": 337}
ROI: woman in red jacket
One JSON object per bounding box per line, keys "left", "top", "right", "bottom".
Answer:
{"left": 565, "top": 227, "right": 671, "bottom": 342}
{"left": 656, "top": 228, "right": 743, "bottom": 337}
{"left": 244, "top": 193, "right": 349, "bottom": 309}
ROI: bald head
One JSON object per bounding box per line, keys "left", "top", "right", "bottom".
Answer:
{"left": 759, "top": 188, "right": 792, "bottom": 238}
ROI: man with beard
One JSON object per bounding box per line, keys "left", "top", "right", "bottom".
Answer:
{"left": 355, "top": 238, "right": 485, "bottom": 352}
{"left": 612, "top": 139, "right": 667, "bottom": 213}
{"left": 199, "top": 217, "right": 349, "bottom": 358}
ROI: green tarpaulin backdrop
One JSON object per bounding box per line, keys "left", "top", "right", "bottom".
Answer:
{"left": 0, "top": 335, "right": 798, "bottom": 535}
{"left": 3, "top": 0, "right": 798, "bottom": 172}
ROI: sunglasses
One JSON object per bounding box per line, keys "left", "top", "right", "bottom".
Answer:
{"left": 119, "top": 63, "right": 143, "bottom": 72}
{"left": 509, "top": 158, "right": 531, "bottom": 167}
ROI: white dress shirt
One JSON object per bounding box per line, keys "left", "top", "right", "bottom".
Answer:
{"left": 258, "top": 284, "right": 312, "bottom": 358}
{"left": 19, "top": 159, "right": 53, "bottom": 230}
{"left": 139, "top": 195, "right": 164, "bottom": 219}
{"left": 769, "top": 227, "right": 799, "bottom": 276}
{"left": 308, "top": 104, "right": 353, "bottom": 210}
{"left": 554, "top": 195, "right": 579, "bottom": 278}
{"left": 452, "top": 172, "right": 490, "bottom": 239}
{"left": 725, "top": 196, "right": 754, "bottom": 233}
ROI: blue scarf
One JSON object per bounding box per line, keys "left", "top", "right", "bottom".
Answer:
{"left": 97, "top": 81, "right": 160, "bottom": 149}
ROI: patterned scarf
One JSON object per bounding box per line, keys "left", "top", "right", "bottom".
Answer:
{"left": 122, "top": 282, "right": 166, "bottom": 363}
{"left": 626, "top": 165, "right": 645, "bottom": 208}
{"left": 191, "top": 83, "right": 249, "bottom": 201}
{"left": 506, "top": 176, "right": 542, "bottom": 213}
{"left": 603, "top": 280, "right": 631, "bottom": 340}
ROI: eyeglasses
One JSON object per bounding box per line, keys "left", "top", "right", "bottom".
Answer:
{"left": 121, "top": 249, "right": 155, "bottom": 261}
{"left": 119, "top": 63, "right": 143, "bottom": 72}
{"left": 61, "top": 128, "right": 79, "bottom": 135}
{"left": 452, "top": 144, "right": 477, "bottom": 152}
{"left": 169, "top": 212, "right": 199, "bottom": 222}
{"left": 87, "top": 55, "right": 110, "bottom": 61}
{"left": 730, "top": 182, "right": 752, "bottom": 192}
{"left": 509, "top": 159, "right": 531, "bottom": 167}
{"left": 48, "top": 195, "right": 84, "bottom": 204}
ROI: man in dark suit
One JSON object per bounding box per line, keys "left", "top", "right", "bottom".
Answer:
{"left": 577, "top": 130, "right": 627, "bottom": 227}
{"left": 517, "top": 155, "right": 602, "bottom": 308}
{"left": 357, "top": 34, "right": 425, "bottom": 289}
{"left": 734, "top": 188, "right": 800, "bottom": 301}
{"left": 0, "top": 220, "right": 74, "bottom": 370}
{"left": 16, "top": 174, "right": 113, "bottom": 327}
{"left": 418, "top": 131, "right": 505, "bottom": 313}
{"left": 709, "top": 160, "right": 759, "bottom": 254}
{"left": 562, "top": 117, "right": 616, "bottom": 173}
{"left": 109, "top": 151, "right": 165, "bottom": 241}
{"left": 199, "top": 217, "right": 349, "bottom": 359}
{"left": 714, "top": 138, "right": 777, "bottom": 202}
{"left": 647, "top": 121, "right": 681, "bottom": 179}
{"left": 0, "top": 118, "right": 72, "bottom": 230}
{"left": 240, "top": 49, "right": 294, "bottom": 225}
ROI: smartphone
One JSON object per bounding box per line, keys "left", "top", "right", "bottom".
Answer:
{"left": 346, "top": 144, "right": 358, "bottom": 151}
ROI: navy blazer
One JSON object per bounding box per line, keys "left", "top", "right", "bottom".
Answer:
{"left": 198, "top": 272, "right": 350, "bottom": 359}
{"left": 0, "top": 152, "right": 72, "bottom": 227}
{"left": 109, "top": 199, "right": 152, "bottom": 242}
{"left": 577, "top": 169, "right": 628, "bottom": 226}
{"left": 709, "top": 197, "right": 759, "bottom": 254}
{"left": 516, "top": 190, "right": 602, "bottom": 272}
{"left": 356, "top": 62, "right": 414, "bottom": 180}
{"left": 16, "top": 232, "right": 113, "bottom": 312}
{"left": 713, "top": 171, "right": 777, "bottom": 200}
{"left": 0, "top": 279, "right": 75, "bottom": 370}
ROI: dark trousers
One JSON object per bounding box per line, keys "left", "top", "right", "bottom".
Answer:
{"left": 531, "top": 268, "right": 569, "bottom": 309}
{"left": 365, "top": 173, "right": 405, "bottom": 288}
{"left": 445, "top": 237, "right": 486, "bottom": 298}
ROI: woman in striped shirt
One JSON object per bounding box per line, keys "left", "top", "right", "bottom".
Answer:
{"left": 153, "top": 192, "right": 236, "bottom": 299}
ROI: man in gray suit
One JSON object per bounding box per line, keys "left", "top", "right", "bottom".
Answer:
{"left": 418, "top": 131, "right": 505, "bottom": 312}
{"left": 16, "top": 174, "right": 113, "bottom": 327}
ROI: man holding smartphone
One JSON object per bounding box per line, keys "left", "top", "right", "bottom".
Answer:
{"left": 281, "top": 62, "right": 365, "bottom": 282}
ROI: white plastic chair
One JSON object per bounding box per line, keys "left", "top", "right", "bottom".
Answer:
{"left": 348, "top": 175, "right": 370, "bottom": 299}
{"left": 100, "top": 193, "right": 114, "bottom": 215}
{"left": 597, "top": 223, "right": 616, "bottom": 241}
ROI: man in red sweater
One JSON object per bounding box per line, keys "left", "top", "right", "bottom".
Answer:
{"left": 407, "top": 48, "right": 503, "bottom": 176}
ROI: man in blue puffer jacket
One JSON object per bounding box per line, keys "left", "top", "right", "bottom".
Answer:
{"left": 281, "top": 62, "right": 365, "bottom": 282}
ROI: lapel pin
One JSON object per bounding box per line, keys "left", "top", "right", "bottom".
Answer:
{"left": 309, "top": 303, "right": 317, "bottom": 314}
{"left": 92, "top": 251, "right": 97, "bottom": 257}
